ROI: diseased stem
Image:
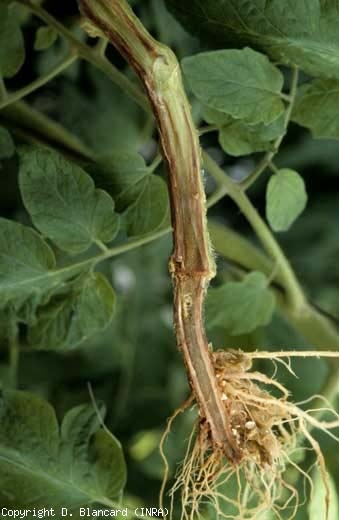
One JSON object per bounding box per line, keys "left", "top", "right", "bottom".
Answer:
{"left": 15, "top": 0, "right": 337, "bottom": 346}
{"left": 78, "top": 0, "right": 242, "bottom": 462}
{"left": 2, "top": 13, "right": 335, "bottom": 352}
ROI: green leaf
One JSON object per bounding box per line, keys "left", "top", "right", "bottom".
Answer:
{"left": 90, "top": 151, "right": 170, "bottom": 237}
{"left": 59, "top": 69, "right": 147, "bottom": 154}
{"left": 205, "top": 272, "right": 275, "bottom": 335}
{"left": 266, "top": 169, "right": 307, "bottom": 232}
{"left": 309, "top": 469, "right": 339, "bottom": 520}
{"left": 34, "top": 26, "right": 58, "bottom": 51}
{"left": 123, "top": 175, "right": 170, "bottom": 236}
{"left": 0, "top": 390, "right": 127, "bottom": 512}
{"left": 36, "top": 25, "right": 82, "bottom": 81}
{"left": 27, "top": 273, "right": 116, "bottom": 350}
{"left": 19, "top": 147, "right": 120, "bottom": 254}
{"left": 183, "top": 48, "right": 284, "bottom": 125}
{"left": 151, "top": 0, "right": 197, "bottom": 55}
{"left": 218, "top": 118, "right": 279, "bottom": 156}
{"left": 0, "top": 217, "right": 100, "bottom": 328}
{"left": 166, "top": 0, "right": 339, "bottom": 80}
{"left": 0, "top": 218, "right": 57, "bottom": 311}
{"left": 90, "top": 150, "right": 150, "bottom": 206}
{"left": 60, "top": 402, "right": 126, "bottom": 500}
{"left": 292, "top": 79, "right": 339, "bottom": 139}
{"left": 203, "top": 106, "right": 285, "bottom": 156}
{"left": 0, "top": 125, "right": 15, "bottom": 159}
{"left": 0, "top": 4, "right": 25, "bottom": 78}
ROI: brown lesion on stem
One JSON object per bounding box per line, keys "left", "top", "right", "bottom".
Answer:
{"left": 78, "top": 0, "right": 242, "bottom": 463}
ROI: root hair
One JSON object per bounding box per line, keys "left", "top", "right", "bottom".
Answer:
{"left": 160, "top": 349, "right": 339, "bottom": 520}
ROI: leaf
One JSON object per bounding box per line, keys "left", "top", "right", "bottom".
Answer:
{"left": 90, "top": 151, "right": 170, "bottom": 236}
{"left": 218, "top": 119, "right": 277, "bottom": 156}
{"left": 308, "top": 469, "right": 339, "bottom": 520}
{"left": 0, "top": 217, "right": 103, "bottom": 329}
{"left": 166, "top": 0, "right": 339, "bottom": 80}
{"left": 203, "top": 106, "right": 285, "bottom": 156}
{"left": 60, "top": 402, "right": 126, "bottom": 500}
{"left": 27, "top": 273, "right": 116, "bottom": 350}
{"left": 205, "top": 272, "right": 275, "bottom": 335}
{"left": 0, "top": 218, "right": 57, "bottom": 311}
{"left": 59, "top": 68, "right": 147, "bottom": 153}
{"left": 151, "top": 0, "right": 198, "bottom": 55}
{"left": 34, "top": 26, "right": 58, "bottom": 51}
{"left": 36, "top": 25, "right": 82, "bottom": 80}
{"left": 19, "top": 147, "right": 120, "bottom": 254}
{"left": 266, "top": 169, "right": 307, "bottom": 232}
{"left": 292, "top": 79, "right": 339, "bottom": 139}
{"left": 123, "top": 175, "right": 170, "bottom": 236}
{"left": 0, "top": 4, "right": 25, "bottom": 78}
{"left": 203, "top": 106, "right": 285, "bottom": 140}
{"left": 0, "top": 390, "right": 127, "bottom": 513}
{"left": 90, "top": 150, "right": 150, "bottom": 207}
{"left": 183, "top": 48, "right": 284, "bottom": 125}
{"left": 0, "top": 125, "right": 15, "bottom": 159}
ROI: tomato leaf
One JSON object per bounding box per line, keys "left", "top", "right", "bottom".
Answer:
{"left": 27, "top": 273, "right": 116, "bottom": 351}
{"left": 0, "top": 3, "right": 25, "bottom": 78}
{"left": 293, "top": 79, "right": 339, "bottom": 139}
{"left": 34, "top": 26, "right": 58, "bottom": 51}
{"left": 19, "top": 147, "right": 120, "bottom": 254}
{"left": 309, "top": 469, "right": 339, "bottom": 520}
{"left": 205, "top": 272, "right": 275, "bottom": 335}
{"left": 0, "top": 218, "right": 57, "bottom": 312}
{"left": 0, "top": 391, "right": 126, "bottom": 512}
{"left": 90, "top": 151, "right": 170, "bottom": 236}
{"left": 183, "top": 48, "right": 284, "bottom": 125}
{"left": 166, "top": 0, "right": 339, "bottom": 79}
{"left": 203, "top": 107, "right": 285, "bottom": 156}
{"left": 266, "top": 169, "right": 307, "bottom": 232}
{"left": 0, "top": 126, "right": 15, "bottom": 159}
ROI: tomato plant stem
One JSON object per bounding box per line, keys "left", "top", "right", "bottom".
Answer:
{"left": 4, "top": 1, "right": 338, "bottom": 349}
{"left": 79, "top": 0, "right": 243, "bottom": 461}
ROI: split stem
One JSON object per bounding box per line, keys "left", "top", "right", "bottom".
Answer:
{"left": 78, "top": 0, "right": 241, "bottom": 462}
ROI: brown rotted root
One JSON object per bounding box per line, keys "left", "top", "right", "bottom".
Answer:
{"left": 212, "top": 349, "right": 295, "bottom": 469}
{"left": 161, "top": 349, "right": 339, "bottom": 520}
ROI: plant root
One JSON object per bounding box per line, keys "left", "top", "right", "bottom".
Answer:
{"left": 160, "top": 349, "right": 339, "bottom": 520}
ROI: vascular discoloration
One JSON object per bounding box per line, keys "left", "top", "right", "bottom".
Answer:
{"left": 79, "top": 0, "right": 242, "bottom": 463}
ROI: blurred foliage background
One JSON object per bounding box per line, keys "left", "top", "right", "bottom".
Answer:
{"left": 1, "top": 1, "right": 339, "bottom": 518}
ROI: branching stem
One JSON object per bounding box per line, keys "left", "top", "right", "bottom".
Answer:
{"left": 78, "top": 0, "right": 242, "bottom": 462}
{"left": 202, "top": 152, "right": 306, "bottom": 312}
{"left": 2, "top": 3, "right": 337, "bottom": 348}
{"left": 17, "top": 0, "right": 149, "bottom": 112}
{"left": 0, "top": 54, "right": 78, "bottom": 110}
